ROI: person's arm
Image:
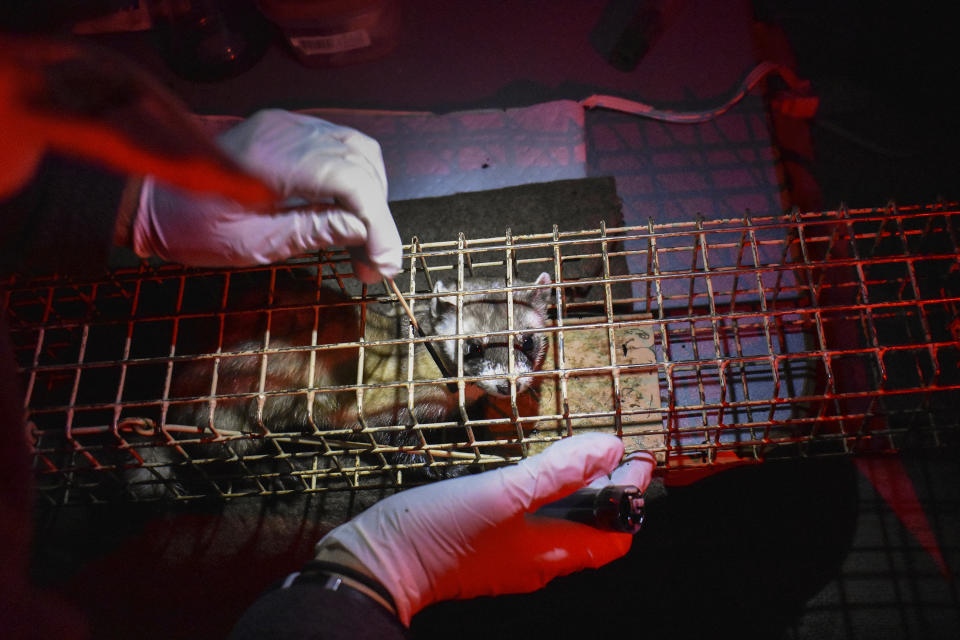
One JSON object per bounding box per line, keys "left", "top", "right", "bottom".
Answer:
{"left": 3, "top": 110, "right": 402, "bottom": 283}
{"left": 230, "top": 434, "right": 655, "bottom": 638}
{"left": 228, "top": 571, "right": 408, "bottom": 640}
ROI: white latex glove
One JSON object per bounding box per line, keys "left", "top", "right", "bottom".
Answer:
{"left": 131, "top": 109, "right": 402, "bottom": 282}
{"left": 319, "top": 433, "right": 655, "bottom": 625}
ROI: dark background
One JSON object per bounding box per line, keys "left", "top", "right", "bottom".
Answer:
{"left": 4, "top": 1, "right": 959, "bottom": 638}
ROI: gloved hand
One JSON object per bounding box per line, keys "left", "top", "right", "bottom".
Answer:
{"left": 317, "top": 433, "right": 655, "bottom": 625}
{"left": 131, "top": 109, "right": 402, "bottom": 282}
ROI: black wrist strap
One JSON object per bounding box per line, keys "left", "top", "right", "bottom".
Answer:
{"left": 298, "top": 560, "right": 398, "bottom": 612}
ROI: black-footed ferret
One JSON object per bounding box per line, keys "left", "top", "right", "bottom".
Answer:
{"left": 129, "top": 272, "right": 552, "bottom": 497}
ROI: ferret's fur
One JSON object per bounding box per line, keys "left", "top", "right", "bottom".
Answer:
{"left": 129, "top": 272, "right": 551, "bottom": 497}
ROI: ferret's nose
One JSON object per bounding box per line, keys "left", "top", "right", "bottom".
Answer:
{"left": 496, "top": 381, "right": 511, "bottom": 395}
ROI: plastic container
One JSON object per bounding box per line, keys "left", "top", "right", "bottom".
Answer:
{"left": 257, "top": 0, "right": 400, "bottom": 67}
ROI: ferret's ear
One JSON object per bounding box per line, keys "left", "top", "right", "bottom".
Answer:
{"left": 532, "top": 272, "right": 552, "bottom": 301}
{"left": 431, "top": 280, "right": 457, "bottom": 317}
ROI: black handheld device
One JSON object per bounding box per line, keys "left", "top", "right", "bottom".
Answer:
{"left": 535, "top": 484, "right": 646, "bottom": 534}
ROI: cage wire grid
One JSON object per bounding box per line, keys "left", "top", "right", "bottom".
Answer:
{"left": 4, "top": 202, "right": 959, "bottom": 505}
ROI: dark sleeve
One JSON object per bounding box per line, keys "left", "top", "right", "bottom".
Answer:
{"left": 229, "top": 582, "right": 408, "bottom": 640}
{"left": 0, "top": 153, "right": 127, "bottom": 278}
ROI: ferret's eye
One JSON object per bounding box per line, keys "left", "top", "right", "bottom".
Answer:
{"left": 464, "top": 341, "right": 484, "bottom": 359}
{"left": 519, "top": 335, "right": 536, "bottom": 355}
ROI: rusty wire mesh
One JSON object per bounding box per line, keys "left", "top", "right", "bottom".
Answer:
{"left": 5, "top": 202, "right": 959, "bottom": 505}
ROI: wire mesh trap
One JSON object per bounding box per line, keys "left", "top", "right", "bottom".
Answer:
{"left": 5, "top": 202, "right": 959, "bottom": 505}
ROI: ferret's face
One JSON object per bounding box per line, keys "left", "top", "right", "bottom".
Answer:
{"left": 431, "top": 273, "right": 551, "bottom": 397}
{"left": 457, "top": 317, "right": 547, "bottom": 397}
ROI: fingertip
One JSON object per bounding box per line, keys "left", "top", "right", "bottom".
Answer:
{"left": 547, "top": 432, "right": 625, "bottom": 477}
{"left": 348, "top": 251, "right": 382, "bottom": 284}
{"left": 514, "top": 433, "right": 625, "bottom": 510}
{"left": 348, "top": 247, "right": 401, "bottom": 284}
{"left": 548, "top": 432, "right": 624, "bottom": 456}
{"left": 625, "top": 450, "right": 656, "bottom": 463}
{"left": 609, "top": 451, "right": 655, "bottom": 491}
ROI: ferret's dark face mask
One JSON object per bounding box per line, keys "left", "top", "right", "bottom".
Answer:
{"left": 430, "top": 274, "right": 551, "bottom": 397}
{"left": 459, "top": 331, "right": 547, "bottom": 396}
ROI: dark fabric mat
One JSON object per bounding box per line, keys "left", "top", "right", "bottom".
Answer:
{"left": 389, "top": 176, "right": 631, "bottom": 310}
